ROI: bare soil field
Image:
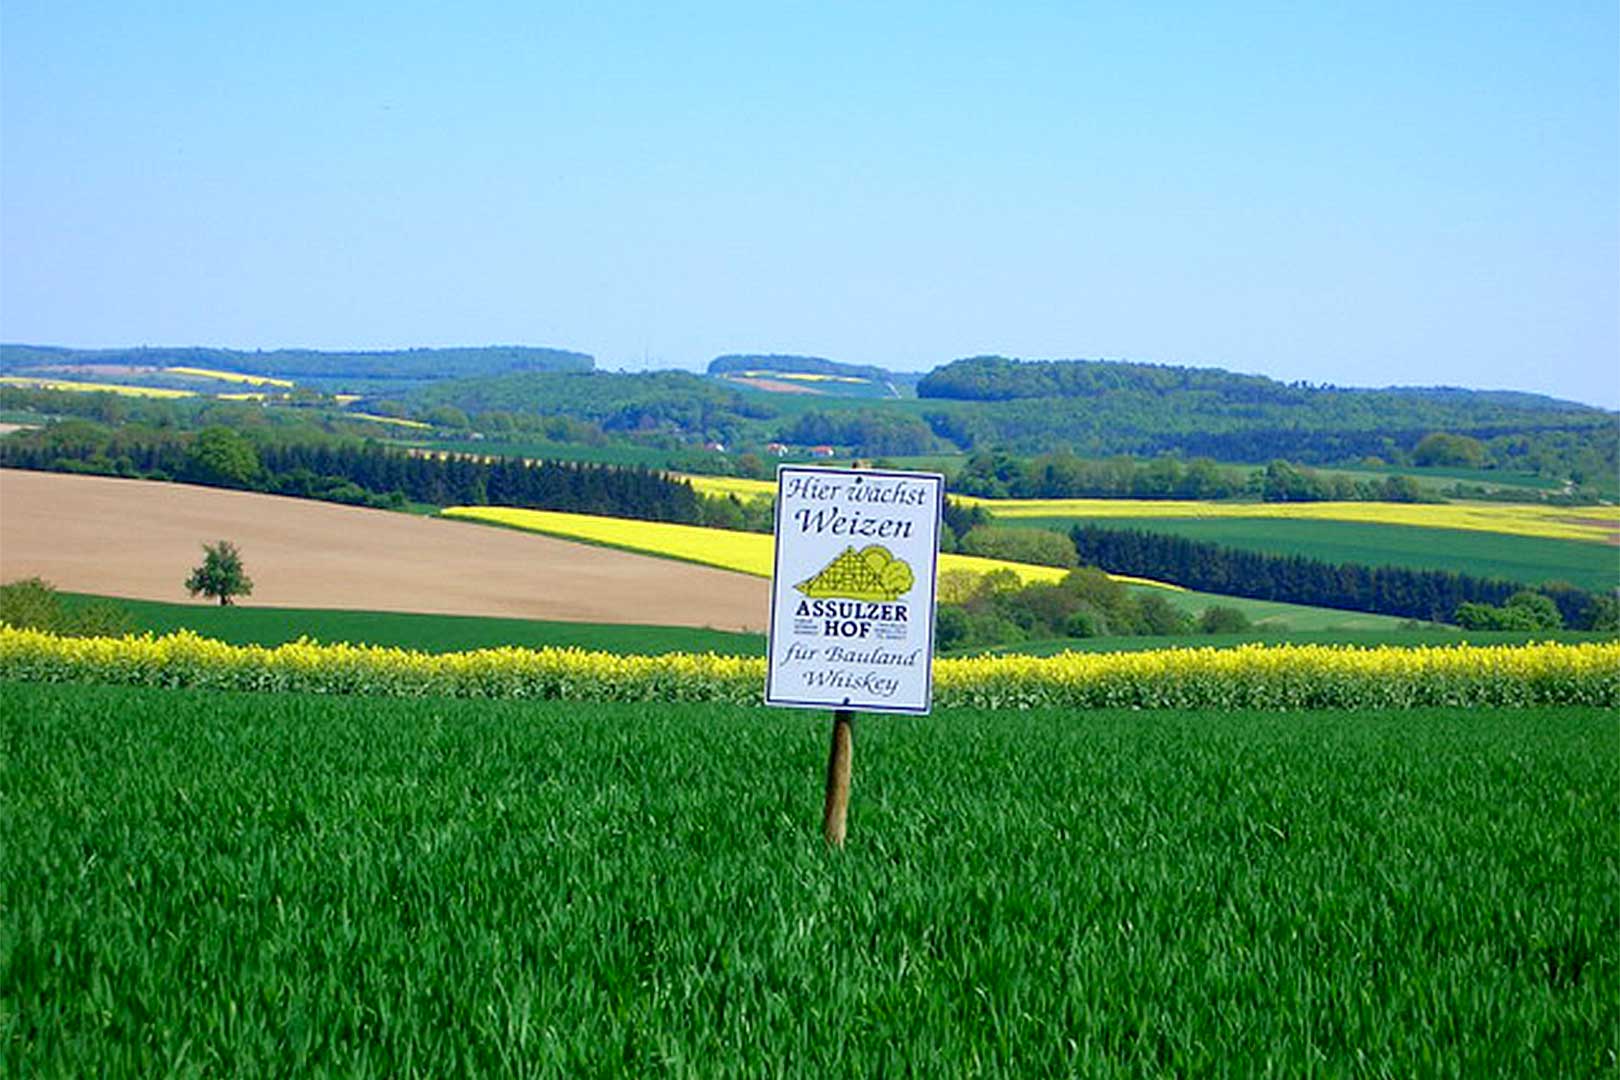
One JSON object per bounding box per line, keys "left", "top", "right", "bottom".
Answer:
{"left": 0, "top": 470, "right": 769, "bottom": 630}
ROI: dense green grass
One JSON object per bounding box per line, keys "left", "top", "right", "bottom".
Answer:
{"left": 58, "top": 592, "right": 766, "bottom": 655}
{"left": 4, "top": 682, "right": 1613, "bottom": 1075}
{"left": 1019, "top": 515, "right": 1620, "bottom": 594}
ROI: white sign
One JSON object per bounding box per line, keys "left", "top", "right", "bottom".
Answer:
{"left": 765, "top": 466, "right": 943, "bottom": 714}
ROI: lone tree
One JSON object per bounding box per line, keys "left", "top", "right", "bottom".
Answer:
{"left": 186, "top": 540, "right": 253, "bottom": 606}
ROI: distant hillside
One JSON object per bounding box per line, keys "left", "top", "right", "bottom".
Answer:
{"left": 707, "top": 354, "right": 921, "bottom": 398}
{"left": 918, "top": 356, "right": 1598, "bottom": 412}
{"left": 410, "top": 369, "right": 773, "bottom": 430}
{"left": 708, "top": 354, "right": 890, "bottom": 381}
{"left": 0, "top": 344, "right": 594, "bottom": 386}
{"left": 908, "top": 355, "right": 1615, "bottom": 461}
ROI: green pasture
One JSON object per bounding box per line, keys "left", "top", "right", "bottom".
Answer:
{"left": 1018, "top": 515, "right": 1620, "bottom": 594}
{"left": 1122, "top": 583, "right": 1409, "bottom": 631}
{"left": 0, "top": 409, "right": 50, "bottom": 426}
{"left": 54, "top": 586, "right": 1408, "bottom": 650}
{"left": 5, "top": 682, "right": 1613, "bottom": 1075}
{"left": 400, "top": 436, "right": 679, "bottom": 469}
{"left": 1314, "top": 461, "right": 1564, "bottom": 493}
{"left": 57, "top": 593, "right": 766, "bottom": 655}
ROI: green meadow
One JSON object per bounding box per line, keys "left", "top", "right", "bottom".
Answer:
{"left": 1122, "top": 583, "right": 1409, "bottom": 631}
{"left": 1019, "top": 515, "right": 1619, "bottom": 594}
{"left": 57, "top": 593, "right": 766, "bottom": 655}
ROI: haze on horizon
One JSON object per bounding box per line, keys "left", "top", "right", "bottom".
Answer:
{"left": 2, "top": 3, "right": 1616, "bottom": 409}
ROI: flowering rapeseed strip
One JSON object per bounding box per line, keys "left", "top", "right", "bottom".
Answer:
{"left": 676, "top": 474, "right": 779, "bottom": 500}
{"left": 162, "top": 366, "right": 296, "bottom": 387}
{"left": 3, "top": 627, "right": 1614, "bottom": 710}
{"left": 0, "top": 376, "right": 197, "bottom": 399}
{"left": 441, "top": 506, "right": 1180, "bottom": 589}
{"left": 676, "top": 477, "right": 1617, "bottom": 544}
{"left": 953, "top": 497, "right": 1618, "bottom": 545}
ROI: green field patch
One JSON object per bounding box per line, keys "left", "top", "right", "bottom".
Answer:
{"left": 59, "top": 592, "right": 765, "bottom": 655}
{"left": 406, "top": 436, "right": 681, "bottom": 469}
{"left": 4, "top": 682, "right": 1613, "bottom": 1075}
{"left": 1120, "top": 582, "right": 1408, "bottom": 631}
{"left": 1017, "top": 515, "right": 1619, "bottom": 594}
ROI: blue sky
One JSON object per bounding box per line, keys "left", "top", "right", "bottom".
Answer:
{"left": 3, "top": 2, "right": 1615, "bottom": 406}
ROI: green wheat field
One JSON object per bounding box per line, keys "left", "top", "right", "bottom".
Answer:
{"left": 4, "top": 682, "right": 1614, "bottom": 1075}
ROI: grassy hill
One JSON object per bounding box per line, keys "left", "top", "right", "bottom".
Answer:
{"left": 0, "top": 343, "right": 594, "bottom": 393}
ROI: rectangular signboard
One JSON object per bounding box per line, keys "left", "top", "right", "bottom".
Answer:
{"left": 765, "top": 465, "right": 943, "bottom": 714}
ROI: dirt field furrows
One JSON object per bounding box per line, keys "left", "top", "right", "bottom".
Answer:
{"left": 0, "top": 470, "right": 769, "bottom": 631}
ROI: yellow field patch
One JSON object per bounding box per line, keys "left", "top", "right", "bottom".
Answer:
{"left": 677, "top": 473, "right": 779, "bottom": 500}
{"left": 0, "top": 376, "right": 195, "bottom": 399}
{"left": 676, "top": 472, "right": 1617, "bottom": 544}
{"left": 446, "top": 507, "right": 776, "bottom": 574}
{"left": 956, "top": 497, "right": 1618, "bottom": 545}
{"left": 216, "top": 392, "right": 270, "bottom": 401}
{"left": 162, "top": 366, "right": 296, "bottom": 388}
{"left": 736, "top": 371, "right": 870, "bottom": 384}
{"left": 345, "top": 412, "right": 432, "bottom": 429}
{"left": 440, "top": 506, "right": 1183, "bottom": 590}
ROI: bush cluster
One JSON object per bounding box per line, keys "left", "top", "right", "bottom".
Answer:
{"left": 0, "top": 578, "right": 131, "bottom": 638}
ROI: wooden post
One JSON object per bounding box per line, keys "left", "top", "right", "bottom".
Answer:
{"left": 822, "top": 709, "right": 854, "bottom": 847}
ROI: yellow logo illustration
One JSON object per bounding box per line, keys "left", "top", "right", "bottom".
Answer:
{"left": 796, "top": 545, "right": 915, "bottom": 602}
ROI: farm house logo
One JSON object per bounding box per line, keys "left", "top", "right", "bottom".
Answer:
{"left": 797, "top": 545, "right": 913, "bottom": 602}
{"left": 791, "top": 545, "right": 914, "bottom": 644}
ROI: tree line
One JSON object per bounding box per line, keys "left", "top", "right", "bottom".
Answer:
{"left": 950, "top": 451, "right": 1438, "bottom": 502}
{"left": 0, "top": 424, "right": 711, "bottom": 524}
{"left": 1069, "top": 524, "right": 1611, "bottom": 628}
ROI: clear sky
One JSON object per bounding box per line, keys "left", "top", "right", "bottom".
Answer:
{"left": 2, "top": 2, "right": 1616, "bottom": 406}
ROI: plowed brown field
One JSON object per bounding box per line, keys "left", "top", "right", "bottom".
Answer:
{"left": 0, "top": 470, "right": 768, "bottom": 631}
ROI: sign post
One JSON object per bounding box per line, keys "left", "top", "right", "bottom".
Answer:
{"left": 765, "top": 465, "right": 944, "bottom": 846}
{"left": 822, "top": 709, "right": 854, "bottom": 846}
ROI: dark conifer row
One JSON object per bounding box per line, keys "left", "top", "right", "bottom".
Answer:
{"left": 0, "top": 435, "right": 706, "bottom": 523}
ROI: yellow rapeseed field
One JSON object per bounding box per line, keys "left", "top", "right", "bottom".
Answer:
{"left": 0, "top": 376, "right": 195, "bottom": 399}
{"left": 163, "top": 366, "right": 296, "bottom": 387}
{"left": 441, "top": 506, "right": 1179, "bottom": 589}
{"left": 2, "top": 627, "right": 1613, "bottom": 709}
{"left": 735, "top": 371, "right": 870, "bottom": 383}
{"left": 955, "top": 496, "right": 1617, "bottom": 544}
{"left": 675, "top": 474, "right": 1617, "bottom": 544}
{"left": 677, "top": 474, "right": 780, "bottom": 500}
{"left": 449, "top": 506, "right": 779, "bottom": 576}
{"left": 345, "top": 412, "right": 433, "bottom": 429}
